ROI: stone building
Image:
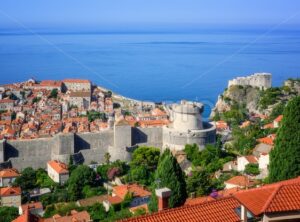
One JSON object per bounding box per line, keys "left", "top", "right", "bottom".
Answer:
{"left": 69, "top": 91, "right": 91, "bottom": 109}
{"left": 47, "top": 160, "right": 69, "bottom": 185}
{"left": 63, "top": 79, "right": 91, "bottom": 92}
{"left": 163, "top": 101, "right": 216, "bottom": 151}
{"left": 0, "top": 99, "right": 15, "bottom": 111}
{"left": 228, "top": 73, "right": 272, "bottom": 90}
{"left": 0, "top": 186, "right": 21, "bottom": 208}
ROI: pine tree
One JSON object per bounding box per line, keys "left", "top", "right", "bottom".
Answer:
{"left": 268, "top": 96, "right": 300, "bottom": 183}
{"left": 152, "top": 149, "right": 187, "bottom": 208}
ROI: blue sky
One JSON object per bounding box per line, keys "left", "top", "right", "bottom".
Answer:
{"left": 0, "top": 0, "right": 300, "bottom": 31}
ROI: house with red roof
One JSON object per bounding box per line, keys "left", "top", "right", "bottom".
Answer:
{"left": 109, "top": 184, "right": 151, "bottom": 209}
{"left": 0, "top": 99, "right": 15, "bottom": 111}
{"left": 47, "top": 160, "right": 69, "bottom": 185}
{"left": 120, "top": 177, "right": 300, "bottom": 222}
{"left": 0, "top": 186, "right": 21, "bottom": 207}
{"left": 224, "top": 175, "right": 255, "bottom": 189}
{"left": 0, "top": 168, "right": 20, "bottom": 187}
{"left": 237, "top": 155, "right": 258, "bottom": 172}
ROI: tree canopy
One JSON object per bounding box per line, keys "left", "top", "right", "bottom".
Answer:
{"left": 269, "top": 96, "right": 300, "bottom": 182}
{"left": 68, "top": 165, "right": 96, "bottom": 200}
{"left": 0, "top": 206, "right": 18, "bottom": 222}
{"left": 13, "top": 167, "right": 37, "bottom": 190}
{"left": 151, "top": 149, "right": 187, "bottom": 209}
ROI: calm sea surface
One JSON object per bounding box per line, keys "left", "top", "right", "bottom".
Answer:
{"left": 0, "top": 30, "right": 300, "bottom": 117}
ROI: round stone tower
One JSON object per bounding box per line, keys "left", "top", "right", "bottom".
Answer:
{"left": 171, "top": 101, "right": 204, "bottom": 132}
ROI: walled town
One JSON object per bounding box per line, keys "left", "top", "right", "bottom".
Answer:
{"left": 0, "top": 74, "right": 300, "bottom": 222}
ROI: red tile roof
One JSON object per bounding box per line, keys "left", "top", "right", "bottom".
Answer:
{"left": 274, "top": 115, "right": 283, "bottom": 123}
{"left": 0, "top": 99, "right": 15, "bottom": 104}
{"left": 245, "top": 155, "right": 258, "bottom": 164}
{"left": 47, "top": 160, "right": 69, "bottom": 174}
{"left": 63, "top": 79, "right": 90, "bottom": 84}
{"left": 0, "top": 168, "right": 20, "bottom": 178}
{"left": 225, "top": 176, "right": 251, "bottom": 187}
{"left": 120, "top": 197, "right": 241, "bottom": 222}
{"left": 184, "top": 196, "right": 215, "bottom": 206}
{"left": 113, "top": 184, "right": 151, "bottom": 200}
{"left": 234, "top": 176, "right": 300, "bottom": 216}
{"left": 0, "top": 186, "right": 21, "bottom": 196}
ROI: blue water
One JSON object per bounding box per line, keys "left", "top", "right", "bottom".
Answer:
{"left": 0, "top": 29, "right": 300, "bottom": 117}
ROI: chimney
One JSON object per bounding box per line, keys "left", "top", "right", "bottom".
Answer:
{"left": 241, "top": 205, "right": 248, "bottom": 222}
{"left": 155, "top": 187, "right": 172, "bottom": 211}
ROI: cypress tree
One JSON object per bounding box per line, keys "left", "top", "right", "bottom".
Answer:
{"left": 268, "top": 96, "right": 300, "bottom": 183}
{"left": 153, "top": 149, "right": 187, "bottom": 208}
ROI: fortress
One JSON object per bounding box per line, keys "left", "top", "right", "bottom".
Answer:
{"left": 228, "top": 73, "right": 272, "bottom": 90}
{"left": 0, "top": 101, "right": 216, "bottom": 170}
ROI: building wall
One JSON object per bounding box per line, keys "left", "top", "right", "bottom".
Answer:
{"left": 47, "top": 163, "right": 60, "bottom": 183}
{"left": 1, "top": 195, "right": 21, "bottom": 208}
{"left": 228, "top": 73, "right": 272, "bottom": 90}
{"left": 237, "top": 157, "right": 249, "bottom": 172}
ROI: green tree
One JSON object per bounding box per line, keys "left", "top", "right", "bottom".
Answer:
{"left": 68, "top": 165, "right": 96, "bottom": 200}
{"left": 269, "top": 97, "right": 300, "bottom": 182}
{"left": 244, "top": 163, "right": 260, "bottom": 176}
{"left": 131, "top": 146, "right": 160, "bottom": 170}
{"left": 151, "top": 149, "right": 187, "bottom": 209}
{"left": 0, "top": 206, "right": 18, "bottom": 222}
{"left": 49, "top": 89, "right": 58, "bottom": 99}
{"left": 14, "top": 167, "right": 36, "bottom": 190}
{"left": 104, "top": 152, "right": 111, "bottom": 164}
{"left": 87, "top": 203, "right": 107, "bottom": 221}
{"left": 186, "top": 170, "right": 211, "bottom": 196}
{"left": 36, "top": 168, "right": 57, "bottom": 188}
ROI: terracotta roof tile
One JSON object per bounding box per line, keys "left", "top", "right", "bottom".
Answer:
{"left": 0, "top": 168, "right": 20, "bottom": 178}
{"left": 0, "top": 186, "right": 21, "bottom": 196}
{"left": 113, "top": 184, "right": 151, "bottom": 199}
{"left": 120, "top": 197, "right": 241, "bottom": 222}
{"left": 63, "top": 79, "right": 90, "bottom": 84}
{"left": 274, "top": 115, "right": 283, "bottom": 123}
{"left": 47, "top": 160, "right": 69, "bottom": 174}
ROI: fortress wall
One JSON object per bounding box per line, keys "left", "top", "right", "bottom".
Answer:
{"left": 75, "top": 131, "right": 114, "bottom": 163}
{"left": 0, "top": 140, "right": 5, "bottom": 162}
{"left": 6, "top": 137, "right": 53, "bottom": 170}
{"left": 132, "top": 127, "right": 163, "bottom": 148}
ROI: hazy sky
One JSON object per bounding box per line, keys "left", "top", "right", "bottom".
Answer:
{"left": 0, "top": 0, "right": 300, "bottom": 31}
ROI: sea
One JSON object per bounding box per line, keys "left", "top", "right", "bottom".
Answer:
{"left": 0, "top": 29, "right": 300, "bottom": 118}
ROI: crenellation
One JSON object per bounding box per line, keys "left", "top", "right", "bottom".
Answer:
{"left": 228, "top": 73, "right": 272, "bottom": 90}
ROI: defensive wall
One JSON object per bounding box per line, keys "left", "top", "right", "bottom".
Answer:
{"left": 0, "top": 125, "right": 163, "bottom": 170}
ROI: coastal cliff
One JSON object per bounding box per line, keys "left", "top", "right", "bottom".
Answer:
{"left": 211, "top": 76, "right": 300, "bottom": 122}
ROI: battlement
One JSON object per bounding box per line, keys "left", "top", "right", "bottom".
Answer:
{"left": 228, "top": 73, "right": 272, "bottom": 90}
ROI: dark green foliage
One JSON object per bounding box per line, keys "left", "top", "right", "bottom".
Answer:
{"left": 49, "top": 89, "right": 58, "bottom": 99}
{"left": 131, "top": 146, "right": 160, "bottom": 170}
{"left": 105, "top": 91, "right": 112, "bottom": 98}
{"left": 36, "top": 168, "right": 57, "bottom": 188}
{"left": 269, "top": 97, "right": 300, "bottom": 182}
{"left": 87, "top": 111, "right": 107, "bottom": 122}
{"left": 268, "top": 102, "right": 285, "bottom": 121}
{"left": 184, "top": 142, "right": 234, "bottom": 173}
{"left": 87, "top": 203, "right": 107, "bottom": 221}
{"left": 32, "top": 97, "right": 41, "bottom": 104}
{"left": 0, "top": 206, "right": 18, "bottom": 222}
{"left": 231, "top": 124, "right": 265, "bottom": 155}
{"left": 126, "top": 146, "right": 160, "bottom": 185}
{"left": 68, "top": 165, "right": 96, "bottom": 200}
{"left": 113, "top": 103, "right": 121, "bottom": 109}
{"left": 11, "top": 111, "right": 16, "bottom": 120}
{"left": 97, "top": 160, "right": 128, "bottom": 181}
{"left": 186, "top": 170, "right": 211, "bottom": 196}
{"left": 151, "top": 149, "right": 187, "bottom": 209}
{"left": 40, "top": 188, "right": 69, "bottom": 206}
{"left": 14, "top": 167, "right": 37, "bottom": 190}
{"left": 244, "top": 163, "right": 260, "bottom": 176}
{"left": 259, "top": 87, "right": 282, "bottom": 109}
{"left": 222, "top": 102, "right": 247, "bottom": 125}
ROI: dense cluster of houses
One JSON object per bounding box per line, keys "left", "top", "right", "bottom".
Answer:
{"left": 0, "top": 79, "right": 170, "bottom": 141}
{"left": 215, "top": 113, "right": 283, "bottom": 182}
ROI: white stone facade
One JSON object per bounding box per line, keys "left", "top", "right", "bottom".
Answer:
{"left": 228, "top": 73, "right": 272, "bottom": 90}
